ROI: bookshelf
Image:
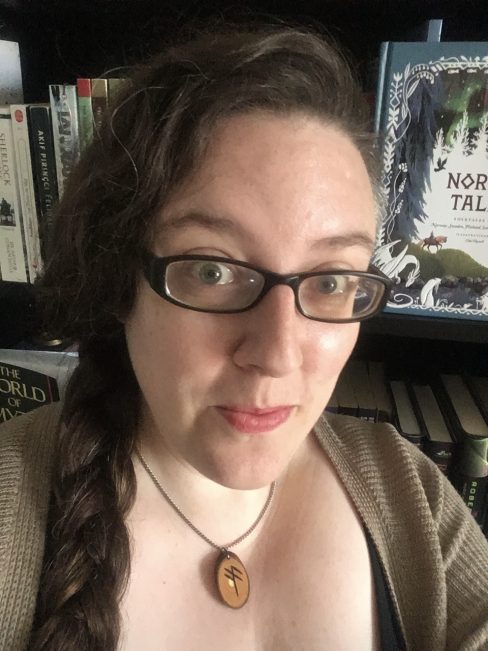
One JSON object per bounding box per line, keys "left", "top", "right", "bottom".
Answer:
{"left": 0, "top": 0, "right": 487, "bottom": 359}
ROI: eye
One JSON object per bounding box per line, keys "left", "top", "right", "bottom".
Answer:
{"left": 193, "top": 261, "right": 235, "bottom": 285}
{"left": 316, "top": 275, "right": 349, "bottom": 294}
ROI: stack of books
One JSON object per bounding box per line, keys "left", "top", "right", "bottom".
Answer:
{"left": 327, "top": 359, "right": 488, "bottom": 538}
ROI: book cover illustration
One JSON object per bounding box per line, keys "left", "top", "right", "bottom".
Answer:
{"left": 0, "top": 349, "right": 78, "bottom": 423}
{"left": 374, "top": 42, "right": 488, "bottom": 321}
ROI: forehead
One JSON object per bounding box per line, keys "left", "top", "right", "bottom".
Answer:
{"left": 157, "top": 112, "right": 377, "bottom": 258}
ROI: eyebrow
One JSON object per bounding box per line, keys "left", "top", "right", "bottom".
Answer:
{"left": 159, "top": 211, "right": 375, "bottom": 252}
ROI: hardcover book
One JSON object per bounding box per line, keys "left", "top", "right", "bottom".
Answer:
{"left": 0, "top": 108, "right": 29, "bottom": 283}
{"left": 49, "top": 84, "right": 80, "bottom": 197}
{"left": 410, "top": 381, "right": 455, "bottom": 474}
{"left": 374, "top": 42, "right": 488, "bottom": 321}
{"left": 434, "top": 373, "right": 488, "bottom": 524}
{"left": 466, "top": 374, "right": 488, "bottom": 424}
{"left": 0, "top": 349, "right": 78, "bottom": 423}
{"left": 367, "top": 361, "right": 393, "bottom": 422}
{"left": 334, "top": 364, "right": 359, "bottom": 417}
{"left": 346, "top": 359, "right": 377, "bottom": 421}
{"left": 389, "top": 380, "right": 424, "bottom": 447}
{"left": 91, "top": 78, "right": 108, "bottom": 134}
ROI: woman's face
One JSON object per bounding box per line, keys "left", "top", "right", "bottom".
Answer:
{"left": 125, "top": 112, "right": 377, "bottom": 489}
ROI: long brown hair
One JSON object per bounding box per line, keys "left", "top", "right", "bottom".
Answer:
{"left": 31, "top": 23, "right": 378, "bottom": 649}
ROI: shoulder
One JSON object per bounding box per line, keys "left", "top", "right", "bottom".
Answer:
{"left": 315, "top": 412, "right": 488, "bottom": 650}
{"left": 0, "top": 403, "right": 63, "bottom": 523}
{"left": 0, "top": 405, "right": 63, "bottom": 650}
{"left": 314, "top": 411, "right": 447, "bottom": 519}
{"left": 0, "top": 402, "right": 63, "bottom": 469}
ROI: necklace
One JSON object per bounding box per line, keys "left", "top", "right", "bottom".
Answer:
{"left": 136, "top": 449, "right": 276, "bottom": 609}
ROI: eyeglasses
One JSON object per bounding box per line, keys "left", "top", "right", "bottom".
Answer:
{"left": 142, "top": 252, "right": 392, "bottom": 323}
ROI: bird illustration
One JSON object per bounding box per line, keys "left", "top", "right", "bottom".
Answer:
{"left": 434, "top": 157, "right": 447, "bottom": 172}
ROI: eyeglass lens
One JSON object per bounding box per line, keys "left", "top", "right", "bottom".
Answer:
{"left": 164, "top": 259, "right": 384, "bottom": 319}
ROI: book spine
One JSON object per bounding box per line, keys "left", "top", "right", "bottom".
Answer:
{"left": 456, "top": 438, "right": 488, "bottom": 525}
{"left": 0, "top": 109, "right": 30, "bottom": 283}
{"left": 434, "top": 374, "right": 488, "bottom": 523}
{"left": 27, "top": 104, "right": 59, "bottom": 261}
{"left": 49, "top": 84, "right": 81, "bottom": 196}
{"left": 77, "top": 78, "right": 93, "bottom": 152}
{"left": 10, "top": 104, "right": 43, "bottom": 279}
{"left": 410, "top": 382, "right": 455, "bottom": 475}
{"left": 91, "top": 78, "right": 108, "bottom": 134}
{"left": 373, "top": 41, "right": 391, "bottom": 133}
{"left": 107, "top": 77, "right": 126, "bottom": 106}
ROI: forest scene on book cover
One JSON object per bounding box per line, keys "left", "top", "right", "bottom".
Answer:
{"left": 375, "top": 45, "right": 488, "bottom": 320}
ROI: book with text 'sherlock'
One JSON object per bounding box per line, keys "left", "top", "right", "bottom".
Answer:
{"left": 374, "top": 42, "right": 488, "bottom": 322}
{"left": 10, "top": 104, "right": 43, "bottom": 280}
{"left": 0, "top": 108, "right": 30, "bottom": 283}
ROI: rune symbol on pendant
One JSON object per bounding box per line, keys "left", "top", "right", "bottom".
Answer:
{"left": 224, "top": 565, "right": 244, "bottom": 596}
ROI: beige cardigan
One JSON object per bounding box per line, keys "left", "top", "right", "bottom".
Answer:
{"left": 1, "top": 403, "right": 488, "bottom": 650}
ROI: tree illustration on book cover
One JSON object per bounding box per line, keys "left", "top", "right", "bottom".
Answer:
{"left": 375, "top": 44, "right": 488, "bottom": 320}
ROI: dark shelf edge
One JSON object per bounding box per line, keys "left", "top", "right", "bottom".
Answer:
{"left": 361, "top": 312, "right": 488, "bottom": 344}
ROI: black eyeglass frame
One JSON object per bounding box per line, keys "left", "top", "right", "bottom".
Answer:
{"left": 141, "top": 251, "right": 392, "bottom": 323}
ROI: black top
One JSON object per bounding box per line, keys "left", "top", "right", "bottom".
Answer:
{"left": 365, "top": 529, "right": 406, "bottom": 651}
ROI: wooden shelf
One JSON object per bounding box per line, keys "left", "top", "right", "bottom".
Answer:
{"left": 361, "top": 312, "right": 488, "bottom": 344}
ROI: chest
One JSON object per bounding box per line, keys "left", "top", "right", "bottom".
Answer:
{"left": 119, "top": 461, "right": 379, "bottom": 650}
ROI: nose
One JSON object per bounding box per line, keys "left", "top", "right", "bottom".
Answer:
{"left": 232, "top": 285, "right": 304, "bottom": 377}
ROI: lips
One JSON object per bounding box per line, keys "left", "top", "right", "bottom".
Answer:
{"left": 215, "top": 405, "right": 293, "bottom": 434}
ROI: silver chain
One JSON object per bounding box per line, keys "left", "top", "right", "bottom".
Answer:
{"left": 136, "top": 449, "right": 276, "bottom": 551}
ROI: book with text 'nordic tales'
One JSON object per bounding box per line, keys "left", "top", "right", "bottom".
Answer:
{"left": 374, "top": 42, "right": 488, "bottom": 321}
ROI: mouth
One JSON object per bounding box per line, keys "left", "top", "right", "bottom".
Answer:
{"left": 215, "top": 405, "right": 294, "bottom": 434}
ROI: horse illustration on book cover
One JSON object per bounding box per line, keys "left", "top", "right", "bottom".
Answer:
{"left": 375, "top": 44, "right": 488, "bottom": 320}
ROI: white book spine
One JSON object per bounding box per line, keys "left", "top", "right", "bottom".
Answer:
{"left": 49, "top": 84, "right": 80, "bottom": 197}
{"left": 0, "top": 108, "right": 29, "bottom": 282}
{"left": 10, "top": 104, "right": 43, "bottom": 279}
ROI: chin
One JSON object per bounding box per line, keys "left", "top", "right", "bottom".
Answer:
{"left": 195, "top": 447, "right": 289, "bottom": 490}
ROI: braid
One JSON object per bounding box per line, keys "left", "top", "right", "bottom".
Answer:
{"left": 30, "top": 334, "right": 139, "bottom": 650}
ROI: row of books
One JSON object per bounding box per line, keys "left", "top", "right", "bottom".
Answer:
{"left": 327, "top": 359, "right": 488, "bottom": 537}
{"left": 374, "top": 37, "right": 488, "bottom": 323}
{"left": 0, "top": 43, "right": 126, "bottom": 283}
{"left": 1, "top": 347, "right": 486, "bottom": 538}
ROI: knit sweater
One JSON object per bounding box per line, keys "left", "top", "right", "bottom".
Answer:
{"left": 1, "top": 404, "right": 487, "bottom": 650}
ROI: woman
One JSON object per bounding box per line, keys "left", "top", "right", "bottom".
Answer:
{"left": 1, "top": 25, "right": 487, "bottom": 651}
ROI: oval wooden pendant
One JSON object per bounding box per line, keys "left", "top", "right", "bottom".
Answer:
{"left": 215, "top": 550, "right": 250, "bottom": 608}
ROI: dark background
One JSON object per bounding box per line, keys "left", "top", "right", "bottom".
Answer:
{"left": 1, "top": 0, "right": 487, "bottom": 102}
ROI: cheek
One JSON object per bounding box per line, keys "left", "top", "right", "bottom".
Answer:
{"left": 308, "top": 323, "right": 359, "bottom": 377}
{"left": 125, "top": 294, "right": 231, "bottom": 389}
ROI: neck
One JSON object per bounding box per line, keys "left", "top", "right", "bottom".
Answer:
{"left": 133, "top": 421, "right": 283, "bottom": 549}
